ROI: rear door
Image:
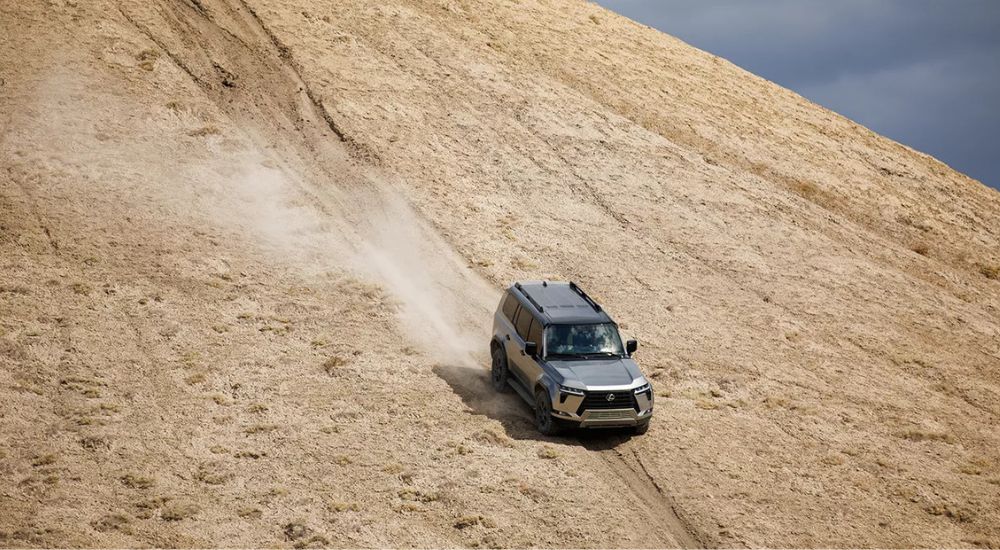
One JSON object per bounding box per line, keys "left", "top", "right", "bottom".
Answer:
{"left": 517, "top": 317, "right": 545, "bottom": 388}
{"left": 506, "top": 306, "right": 535, "bottom": 386}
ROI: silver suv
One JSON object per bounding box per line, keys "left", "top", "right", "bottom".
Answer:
{"left": 490, "top": 281, "right": 653, "bottom": 435}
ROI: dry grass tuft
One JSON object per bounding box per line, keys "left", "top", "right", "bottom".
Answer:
{"left": 323, "top": 355, "right": 348, "bottom": 375}
{"left": 120, "top": 473, "right": 154, "bottom": 489}
{"left": 328, "top": 501, "right": 359, "bottom": 513}
{"left": 472, "top": 427, "right": 513, "bottom": 447}
{"left": 537, "top": 446, "right": 559, "bottom": 459}
{"left": 910, "top": 242, "right": 930, "bottom": 256}
{"left": 925, "top": 503, "right": 975, "bottom": 523}
{"left": 398, "top": 488, "right": 439, "bottom": 502}
{"left": 899, "top": 429, "right": 955, "bottom": 444}
{"left": 454, "top": 514, "right": 495, "bottom": 529}
{"left": 161, "top": 502, "right": 199, "bottom": 521}
{"left": 187, "top": 126, "right": 221, "bottom": 137}
{"left": 978, "top": 264, "right": 1000, "bottom": 280}
{"left": 245, "top": 424, "right": 278, "bottom": 435}
{"left": 136, "top": 49, "right": 160, "bottom": 71}
{"left": 70, "top": 282, "right": 91, "bottom": 295}
{"left": 236, "top": 506, "right": 262, "bottom": 519}
{"left": 91, "top": 513, "right": 131, "bottom": 533}
{"left": 31, "top": 454, "right": 56, "bottom": 467}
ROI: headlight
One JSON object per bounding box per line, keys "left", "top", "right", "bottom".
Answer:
{"left": 633, "top": 383, "right": 651, "bottom": 394}
{"left": 559, "top": 385, "right": 584, "bottom": 396}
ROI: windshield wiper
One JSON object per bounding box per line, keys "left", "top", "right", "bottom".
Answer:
{"left": 546, "top": 352, "right": 588, "bottom": 359}
{"left": 581, "top": 351, "right": 620, "bottom": 358}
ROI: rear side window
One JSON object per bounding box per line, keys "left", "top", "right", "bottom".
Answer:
{"left": 501, "top": 292, "right": 519, "bottom": 322}
{"left": 515, "top": 308, "right": 533, "bottom": 340}
{"left": 527, "top": 318, "right": 543, "bottom": 346}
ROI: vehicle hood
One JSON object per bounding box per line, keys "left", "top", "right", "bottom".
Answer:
{"left": 547, "top": 357, "right": 643, "bottom": 388}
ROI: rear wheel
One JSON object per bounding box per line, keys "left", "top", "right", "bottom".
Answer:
{"left": 491, "top": 346, "right": 511, "bottom": 393}
{"left": 534, "top": 390, "right": 561, "bottom": 436}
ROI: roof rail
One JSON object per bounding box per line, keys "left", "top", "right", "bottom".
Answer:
{"left": 514, "top": 282, "right": 544, "bottom": 312}
{"left": 569, "top": 281, "right": 602, "bottom": 312}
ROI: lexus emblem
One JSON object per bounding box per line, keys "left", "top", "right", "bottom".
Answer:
{"left": 606, "top": 393, "right": 616, "bottom": 402}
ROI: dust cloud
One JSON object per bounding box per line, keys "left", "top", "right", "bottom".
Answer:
{"left": 204, "top": 152, "right": 499, "bottom": 369}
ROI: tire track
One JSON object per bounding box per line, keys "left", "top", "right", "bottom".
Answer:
{"left": 595, "top": 443, "right": 704, "bottom": 548}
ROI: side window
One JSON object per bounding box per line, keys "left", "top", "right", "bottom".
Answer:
{"left": 515, "top": 309, "right": 533, "bottom": 340}
{"left": 501, "top": 292, "right": 519, "bottom": 322}
{"left": 527, "top": 319, "right": 543, "bottom": 347}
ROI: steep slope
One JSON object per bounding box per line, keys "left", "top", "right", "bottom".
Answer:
{"left": 1, "top": 0, "right": 998, "bottom": 548}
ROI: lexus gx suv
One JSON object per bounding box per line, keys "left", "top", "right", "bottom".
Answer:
{"left": 489, "top": 281, "right": 653, "bottom": 435}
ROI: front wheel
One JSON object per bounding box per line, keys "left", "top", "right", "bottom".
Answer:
{"left": 632, "top": 420, "right": 650, "bottom": 436}
{"left": 491, "top": 347, "right": 511, "bottom": 393}
{"left": 534, "top": 390, "right": 561, "bottom": 436}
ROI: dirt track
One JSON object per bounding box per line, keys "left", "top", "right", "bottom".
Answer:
{"left": 1, "top": 0, "right": 999, "bottom": 548}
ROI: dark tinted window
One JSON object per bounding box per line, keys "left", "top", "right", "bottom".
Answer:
{"left": 501, "top": 292, "right": 519, "bottom": 322}
{"left": 527, "top": 318, "right": 543, "bottom": 347}
{"left": 515, "top": 308, "right": 533, "bottom": 340}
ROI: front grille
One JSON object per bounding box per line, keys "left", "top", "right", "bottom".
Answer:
{"left": 577, "top": 390, "right": 639, "bottom": 414}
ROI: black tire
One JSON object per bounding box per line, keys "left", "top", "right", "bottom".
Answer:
{"left": 491, "top": 346, "right": 511, "bottom": 393}
{"left": 534, "top": 390, "right": 561, "bottom": 436}
{"left": 632, "top": 420, "right": 650, "bottom": 436}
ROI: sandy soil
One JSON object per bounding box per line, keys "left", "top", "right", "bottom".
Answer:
{"left": 1, "top": 0, "right": 999, "bottom": 548}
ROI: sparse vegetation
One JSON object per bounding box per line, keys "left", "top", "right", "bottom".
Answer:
{"left": 957, "top": 457, "right": 992, "bottom": 476}
{"left": 820, "top": 455, "right": 845, "bottom": 466}
{"left": 537, "top": 446, "right": 559, "bottom": 459}
{"left": 245, "top": 424, "right": 278, "bottom": 435}
{"left": 91, "top": 513, "right": 131, "bottom": 533}
{"left": 209, "top": 392, "right": 231, "bottom": 406}
{"left": 195, "top": 462, "right": 232, "bottom": 485}
{"left": 454, "top": 514, "right": 495, "bottom": 529}
{"left": 978, "top": 264, "right": 1000, "bottom": 280}
{"left": 283, "top": 522, "right": 310, "bottom": 541}
{"left": 236, "top": 506, "right": 262, "bottom": 519}
{"left": 120, "top": 473, "right": 154, "bottom": 489}
{"left": 899, "top": 429, "right": 955, "bottom": 444}
{"left": 323, "top": 355, "right": 347, "bottom": 375}
{"left": 188, "top": 126, "right": 221, "bottom": 137}
{"left": 31, "top": 454, "right": 56, "bottom": 467}
{"left": 161, "top": 502, "right": 199, "bottom": 521}
{"left": 70, "top": 282, "right": 91, "bottom": 295}
{"left": 136, "top": 49, "right": 160, "bottom": 71}
{"left": 472, "top": 427, "right": 513, "bottom": 447}
{"left": 925, "top": 503, "right": 974, "bottom": 523}
{"left": 328, "top": 501, "right": 359, "bottom": 512}
{"left": 910, "top": 242, "right": 930, "bottom": 256}
{"left": 398, "top": 488, "right": 439, "bottom": 502}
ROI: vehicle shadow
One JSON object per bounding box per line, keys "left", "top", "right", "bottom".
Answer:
{"left": 433, "top": 363, "right": 635, "bottom": 448}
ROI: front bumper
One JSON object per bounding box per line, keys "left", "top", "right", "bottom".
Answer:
{"left": 551, "top": 386, "right": 654, "bottom": 428}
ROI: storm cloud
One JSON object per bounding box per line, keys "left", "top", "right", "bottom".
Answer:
{"left": 595, "top": 0, "right": 1000, "bottom": 189}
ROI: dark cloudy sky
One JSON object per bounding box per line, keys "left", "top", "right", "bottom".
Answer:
{"left": 595, "top": 0, "right": 1000, "bottom": 190}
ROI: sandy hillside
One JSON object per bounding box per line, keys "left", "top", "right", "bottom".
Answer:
{"left": 1, "top": 0, "right": 999, "bottom": 548}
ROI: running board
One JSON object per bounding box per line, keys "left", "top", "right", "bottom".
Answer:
{"left": 508, "top": 378, "right": 534, "bottom": 406}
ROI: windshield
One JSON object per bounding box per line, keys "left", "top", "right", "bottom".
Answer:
{"left": 545, "top": 323, "right": 624, "bottom": 358}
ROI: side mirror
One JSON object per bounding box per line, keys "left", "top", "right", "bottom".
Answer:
{"left": 524, "top": 341, "right": 538, "bottom": 357}
{"left": 626, "top": 339, "right": 638, "bottom": 356}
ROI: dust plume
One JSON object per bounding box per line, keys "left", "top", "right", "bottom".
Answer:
{"left": 199, "top": 150, "right": 499, "bottom": 368}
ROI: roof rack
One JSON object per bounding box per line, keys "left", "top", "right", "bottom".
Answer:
{"left": 514, "top": 282, "right": 545, "bottom": 312}
{"left": 569, "top": 281, "right": 602, "bottom": 312}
